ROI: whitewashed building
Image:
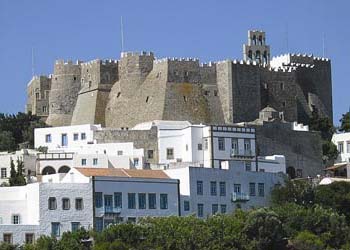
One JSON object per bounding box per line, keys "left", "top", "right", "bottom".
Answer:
{"left": 0, "top": 149, "right": 38, "bottom": 185}
{"left": 0, "top": 181, "right": 93, "bottom": 245}
{"left": 332, "top": 132, "right": 350, "bottom": 163}
{"left": 37, "top": 142, "right": 144, "bottom": 175}
{"left": 165, "top": 161, "right": 284, "bottom": 218}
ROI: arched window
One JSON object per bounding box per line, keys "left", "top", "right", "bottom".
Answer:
{"left": 42, "top": 166, "right": 56, "bottom": 175}
{"left": 258, "top": 35, "right": 263, "bottom": 45}
{"left": 252, "top": 35, "right": 257, "bottom": 45}
{"left": 255, "top": 50, "right": 261, "bottom": 62}
{"left": 58, "top": 166, "right": 70, "bottom": 174}
{"left": 248, "top": 50, "right": 253, "bottom": 60}
{"left": 263, "top": 51, "right": 268, "bottom": 64}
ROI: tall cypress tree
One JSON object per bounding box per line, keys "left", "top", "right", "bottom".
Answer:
{"left": 9, "top": 158, "right": 16, "bottom": 186}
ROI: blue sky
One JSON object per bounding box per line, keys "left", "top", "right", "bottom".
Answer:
{"left": 0, "top": 0, "right": 348, "bottom": 124}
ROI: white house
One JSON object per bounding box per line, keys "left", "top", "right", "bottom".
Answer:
{"left": 37, "top": 142, "right": 144, "bottom": 175}
{"left": 34, "top": 124, "right": 102, "bottom": 149}
{"left": 332, "top": 132, "right": 350, "bottom": 163}
{"left": 0, "top": 149, "right": 38, "bottom": 185}
{"left": 165, "top": 161, "right": 284, "bottom": 218}
{"left": 0, "top": 181, "right": 93, "bottom": 245}
{"left": 133, "top": 121, "right": 257, "bottom": 170}
{"left": 66, "top": 168, "right": 180, "bottom": 231}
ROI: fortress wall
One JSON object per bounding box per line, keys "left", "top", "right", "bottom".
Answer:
{"left": 254, "top": 122, "right": 323, "bottom": 177}
{"left": 94, "top": 126, "right": 159, "bottom": 165}
{"left": 216, "top": 60, "right": 233, "bottom": 123}
{"left": 230, "top": 62, "right": 261, "bottom": 123}
{"left": 167, "top": 59, "right": 200, "bottom": 83}
{"left": 260, "top": 69, "right": 298, "bottom": 122}
{"left": 46, "top": 60, "right": 81, "bottom": 126}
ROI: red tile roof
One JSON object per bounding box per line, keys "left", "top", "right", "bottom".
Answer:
{"left": 75, "top": 168, "right": 170, "bottom": 179}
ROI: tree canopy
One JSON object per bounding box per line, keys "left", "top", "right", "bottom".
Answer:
{"left": 339, "top": 111, "right": 350, "bottom": 132}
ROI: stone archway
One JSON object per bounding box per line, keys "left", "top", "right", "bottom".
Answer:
{"left": 58, "top": 166, "right": 70, "bottom": 174}
{"left": 42, "top": 166, "right": 56, "bottom": 175}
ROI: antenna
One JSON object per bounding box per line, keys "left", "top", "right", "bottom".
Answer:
{"left": 285, "top": 22, "right": 289, "bottom": 52}
{"left": 31, "top": 47, "right": 35, "bottom": 77}
{"left": 322, "top": 32, "right": 326, "bottom": 57}
{"left": 120, "top": 16, "right": 124, "bottom": 52}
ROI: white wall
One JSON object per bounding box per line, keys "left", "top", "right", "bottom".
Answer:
{"left": 257, "top": 155, "right": 286, "bottom": 173}
{"left": 332, "top": 133, "right": 350, "bottom": 163}
{"left": 94, "top": 176, "right": 179, "bottom": 224}
{"left": 34, "top": 124, "right": 101, "bottom": 149}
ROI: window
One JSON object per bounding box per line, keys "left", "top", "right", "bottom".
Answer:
{"left": 134, "top": 158, "right": 139, "bottom": 167}
{"left": 148, "top": 193, "right": 157, "bottom": 209}
{"left": 81, "top": 159, "right": 87, "bottom": 166}
{"left": 138, "top": 193, "right": 146, "bottom": 209}
{"left": 212, "top": 204, "right": 218, "bottom": 214}
{"left": 296, "top": 169, "right": 303, "bottom": 178}
{"left": 245, "top": 162, "right": 252, "bottom": 171}
{"left": 61, "top": 134, "right": 68, "bottom": 147}
{"left": 62, "top": 198, "right": 70, "bottom": 210}
{"left": 95, "top": 192, "right": 102, "bottom": 208}
{"left": 197, "top": 181, "right": 203, "bottom": 195}
{"left": 185, "top": 144, "right": 188, "bottom": 151}
{"left": 184, "top": 201, "right": 190, "bottom": 211}
{"left": 73, "top": 76, "right": 77, "bottom": 81}
{"left": 1, "top": 168, "right": 6, "bottom": 178}
{"left": 12, "top": 215, "right": 20, "bottom": 224}
{"left": 198, "top": 143, "right": 203, "bottom": 150}
{"left": 160, "top": 194, "right": 168, "bottom": 209}
{"left": 214, "top": 90, "right": 218, "bottom": 96}
{"left": 25, "top": 233, "right": 34, "bottom": 244}
{"left": 231, "top": 138, "right": 238, "bottom": 154}
{"left": 81, "top": 133, "right": 86, "bottom": 140}
{"left": 128, "top": 217, "right": 136, "bottom": 223}
{"left": 166, "top": 148, "right": 174, "bottom": 160}
{"left": 71, "top": 222, "right": 80, "bottom": 232}
{"left": 95, "top": 218, "right": 103, "bottom": 232}
{"left": 218, "top": 137, "right": 225, "bottom": 151}
{"left": 93, "top": 158, "right": 98, "bottom": 166}
{"left": 234, "top": 184, "right": 241, "bottom": 194}
{"left": 280, "top": 82, "right": 284, "bottom": 90}
{"left": 258, "top": 183, "right": 265, "bottom": 197}
{"left": 249, "top": 183, "right": 256, "bottom": 196}
{"left": 45, "top": 134, "right": 51, "bottom": 143}
{"left": 347, "top": 141, "right": 350, "bottom": 153}
{"left": 220, "top": 204, "right": 227, "bottom": 214}
{"left": 75, "top": 198, "right": 83, "bottom": 210}
{"left": 48, "top": 197, "right": 57, "bottom": 210}
{"left": 128, "top": 193, "right": 136, "bottom": 209}
{"left": 42, "top": 106, "right": 47, "bottom": 113}
{"left": 147, "top": 150, "right": 154, "bottom": 159}
{"left": 244, "top": 139, "right": 251, "bottom": 154}
{"left": 219, "top": 182, "right": 226, "bottom": 196}
{"left": 3, "top": 234, "right": 12, "bottom": 244}
{"left": 146, "top": 96, "right": 149, "bottom": 103}
{"left": 117, "top": 150, "right": 123, "bottom": 156}
{"left": 73, "top": 133, "right": 79, "bottom": 141}
{"left": 114, "top": 192, "right": 122, "bottom": 208}
{"left": 197, "top": 204, "right": 204, "bottom": 217}
{"left": 338, "top": 142, "right": 344, "bottom": 153}
{"left": 282, "top": 101, "right": 286, "bottom": 107}
{"left": 35, "top": 92, "right": 40, "bottom": 100}
{"left": 210, "top": 181, "right": 217, "bottom": 196}
{"left": 204, "top": 139, "right": 208, "bottom": 150}
{"left": 51, "top": 222, "right": 60, "bottom": 237}
{"left": 104, "top": 195, "right": 113, "bottom": 212}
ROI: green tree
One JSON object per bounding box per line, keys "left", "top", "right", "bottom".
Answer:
{"left": 271, "top": 179, "right": 315, "bottom": 206}
{"left": 0, "top": 131, "right": 16, "bottom": 152}
{"left": 339, "top": 112, "right": 350, "bottom": 132}
{"left": 314, "top": 181, "right": 350, "bottom": 221}
{"left": 290, "top": 231, "right": 325, "bottom": 250}
{"left": 243, "top": 208, "right": 286, "bottom": 250}
{"left": 9, "top": 158, "right": 26, "bottom": 186}
{"left": 0, "top": 242, "right": 17, "bottom": 250}
{"left": 9, "top": 158, "right": 17, "bottom": 186}
{"left": 309, "top": 109, "right": 338, "bottom": 161}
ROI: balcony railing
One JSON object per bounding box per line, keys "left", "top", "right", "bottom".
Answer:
{"left": 230, "top": 149, "right": 254, "bottom": 158}
{"left": 232, "top": 192, "right": 250, "bottom": 202}
{"left": 104, "top": 206, "right": 122, "bottom": 214}
{"left": 38, "top": 153, "right": 74, "bottom": 160}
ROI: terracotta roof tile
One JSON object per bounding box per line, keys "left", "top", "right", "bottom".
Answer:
{"left": 75, "top": 168, "right": 170, "bottom": 179}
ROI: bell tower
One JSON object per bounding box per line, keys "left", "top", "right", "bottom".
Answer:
{"left": 243, "top": 30, "right": 270, "bottom": 65}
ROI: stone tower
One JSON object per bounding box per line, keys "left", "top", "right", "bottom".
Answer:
{"left": 243, "top": 30, "right": 270, "bottom": 65}
{"left": 46, "top": 60, "right": 81, "bottom": 127}
{"left": 26, "top": 75, "right": 51, "bottom": 120}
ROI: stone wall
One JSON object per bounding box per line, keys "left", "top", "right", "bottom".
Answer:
{"left": 254, "top": 121, "right": 323, "bottom": 178}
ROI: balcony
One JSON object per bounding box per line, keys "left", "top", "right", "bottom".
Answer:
{"left": 230, "top": 149, "right": 254, "bottom": 159}
{"left": 231, "top": 192, "right": 250, "bottom": 202}
{"left": 38, "top": 153, "right": 74, "bottom": 160}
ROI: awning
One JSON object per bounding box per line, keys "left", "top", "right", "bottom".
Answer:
{"left": 325, "top": 163, "right": 348, "bottom": 171}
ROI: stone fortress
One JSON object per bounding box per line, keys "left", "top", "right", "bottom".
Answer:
{"left": 26, "top": 30, "right": 333, "bottom": 129}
